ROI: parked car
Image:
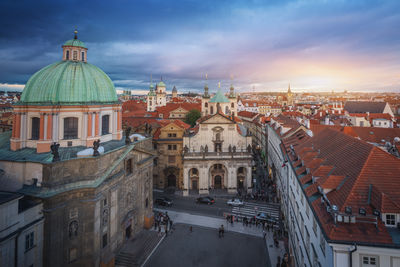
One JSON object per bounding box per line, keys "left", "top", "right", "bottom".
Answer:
{"left": 227, "top": 198, "right": 244, "bottom": 207}
{"left": 256, "top": 212, "right": 278, "bottom": 223}
{"left": 155, "top": 197, "right": 173, "bottom": 207}
{"left": 196, "top": 196, "right": 215, "bottom": 205}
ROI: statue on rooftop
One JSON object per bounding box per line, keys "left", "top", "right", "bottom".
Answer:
{"left": 125, "top": 127, "right": 131, "bottom": 144}
{"left": 204, "top": 145, "right": 208, "bottom": 153}
{"left": 51, "top": 142, "right": 60, "bottom": 162}
{"left": 93, "top": 139, "right": 100, "bottom": 156}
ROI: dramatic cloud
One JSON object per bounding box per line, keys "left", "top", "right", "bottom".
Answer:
{"left": 0, "top": 0, "right": 399, "bottom": 94}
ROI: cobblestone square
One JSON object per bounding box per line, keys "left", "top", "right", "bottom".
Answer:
{"left": 145, "top": 223, "right": 270, "bottom": 267}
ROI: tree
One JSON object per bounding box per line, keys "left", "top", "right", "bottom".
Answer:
{"left": 185, "top": 109, "right": 201, "bottom": 127}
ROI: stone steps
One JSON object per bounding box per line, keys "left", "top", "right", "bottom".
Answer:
{"left": 115, "top": 230, "right": 162, "bottom": 267}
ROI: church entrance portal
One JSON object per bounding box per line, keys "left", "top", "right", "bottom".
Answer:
{"left": 167, "top": 174, "right": 176, "bottom": 187}
{"left": 214, "top": 175, "right": 222, "bottom": 189}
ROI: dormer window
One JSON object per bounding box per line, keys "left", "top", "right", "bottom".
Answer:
{"left": 81, "top": 51, "right": 85, "bottom": 62}
{"left": 66, "top": 50, "right": 70, "bottom": 60}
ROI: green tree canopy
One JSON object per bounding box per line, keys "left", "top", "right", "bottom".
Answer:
{"left": 185, "top": 109, "right": 201, "bottom": 127}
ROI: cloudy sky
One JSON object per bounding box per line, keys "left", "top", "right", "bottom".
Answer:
{"left": 0, "top": 0, "right": 399, "bottom": 94}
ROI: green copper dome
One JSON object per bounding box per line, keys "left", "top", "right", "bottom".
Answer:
{"left": 18, "top": 61, "right": 118, "bottom": 105}
{"left": 63, "top": 39, "right": 87, "bottom": 48}
{"left": 157, "top": 81, "right": 166, "bottom": 87}
{"left": 209, "top": 90, "right": 229, "bottom": 103}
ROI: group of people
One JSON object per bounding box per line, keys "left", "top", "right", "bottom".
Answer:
{"left": 276, "top": 253, "right": 290, "bottom": 267}
{"left": 154, "top": 212, "right": 173, "bottom": 237}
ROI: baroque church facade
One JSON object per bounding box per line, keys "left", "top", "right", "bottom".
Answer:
{"left": 0, "top": 32, "right": 155, "bottom": 266}
{"left": 182, "top": 84, "right": 252, "bottom": 195}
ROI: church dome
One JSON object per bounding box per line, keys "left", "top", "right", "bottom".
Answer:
{"left": 209, "top": 89, "right": 229, "bottom": 103}
{"left": 18, "top": 61, "right": 118, "bottom": 105}
{"left": 157, "top": 81, "right": 166, "bottom": 87}
{"left": 63, "top": 38, "right": 87, "bottom": 48}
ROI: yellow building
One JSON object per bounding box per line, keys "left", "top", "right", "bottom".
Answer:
{"left": 153, "top": 120, "right": 190, "bottom": 189}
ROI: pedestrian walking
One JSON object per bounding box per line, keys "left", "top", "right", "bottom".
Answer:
{"left": 158, "top": 225, "right": 161, "bottom": 236}
{"left": 263, "top": 229, "right": 266, "bottom": 240}
{"left": 276, "top": 256, "right": 281, "bottom": 267}
{"left": 164, "top": 223, "right": 168, "bottom": 237}
{"left": 221, "top": 225, "right": 224, "bottom": 238}
{"left": 189, "top": 226, "right": 193, "bottom": 233}
{"left": 169, "top": 219, "right": 173, "bottom": 231}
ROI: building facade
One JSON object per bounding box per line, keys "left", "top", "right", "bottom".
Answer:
{"left": 0, "top": 192, "right": 44, "bottom": 267}
{"left": 267, "top": 116, "right": 400, "bottom": 267}
{"left": 153, "top": 120, "right": 190, "bottom": 189}
{"left": 0, "top": 32, "right": 155, "bottom": 266}
{"left": 182, "top": 111, "right": 252, "bottom": 195}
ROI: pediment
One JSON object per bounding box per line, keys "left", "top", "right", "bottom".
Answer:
{"left": 202, "top": 113, "right": 233, "bottom": 124}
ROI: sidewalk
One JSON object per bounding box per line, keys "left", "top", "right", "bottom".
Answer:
{"left": 154, "top": 208, "right": 287, "bottom": 267}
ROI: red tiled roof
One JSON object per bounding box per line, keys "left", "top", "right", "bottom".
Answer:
{"left": 275, "top": 117, "right": 400, "bottom": 245}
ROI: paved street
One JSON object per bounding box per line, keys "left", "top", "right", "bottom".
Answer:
{"left": 153, "top": 192, "right": 232, "bottom": 217}
{"left": 144, "top": 224, "right": 269, "bottom": 267}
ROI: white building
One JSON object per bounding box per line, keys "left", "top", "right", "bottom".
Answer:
{"left": 182, "top": 111, "right": 252, "bottom": 195}
{"left": 147, "top": 80, "right": 167, "bottom": 112}
{"left": 0, "top": 192, "right": 44, "bottom": 267}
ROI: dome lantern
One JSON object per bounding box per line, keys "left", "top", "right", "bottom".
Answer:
{"left": 62, "top": 29, "right": 88, "bottom": 62}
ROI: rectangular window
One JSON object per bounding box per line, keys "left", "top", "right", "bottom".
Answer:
{"left": 81, "top": 51, "right": 85, "bottom": 62}
{"left": 173, "top": 144, "right": 177, "bottom": 150}
{"left": 126, "top": 159, "right": 133, "bottom": 174}
{"left": 102, "top": 233, "right": 108, "bottom": 248}
{"left": 168, "top": 156, "right": 175, "bottom": 163}
{"left": 31, "top": 117, "right": 40, "bottom": 140}
{"left": 102, "top": 115, "right": 110, "bottom": 135}
{"left": 320, "top": 228, "right": 325, "bottom": 254}
{"left": 386, "top": 214, "right": 396, "bottom": 226}
{"left": 69, "top": 248, "right": 77, "bottom": 262}
{"left": 73, "top": 51, "right": 77, "bottom": 60}
{"left": 64, "top": 117, "right": 78, "bottom": 139}
{"left": 313, "top": 217, "right": 317, "bottom": 234}
{"left": 362, "top": 256, "right": 377, "bottom": 266}
{"left": 168, "top": 145, "right": 172, "bottom": 150}
{"left": 306, "top": 228, "right": 310, "bottom": 254}
{"left": 25, "top": 232, "right": 34, "bottom": 251}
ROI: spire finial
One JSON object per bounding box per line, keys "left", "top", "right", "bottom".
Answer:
{"left": 218, "top": 82, "right": 221, "bottom": 89}
{"left": 74, "top": 28, "right": 78, "bottom": 39}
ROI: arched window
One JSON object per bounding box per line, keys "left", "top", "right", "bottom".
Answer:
{"left": 73, "top": 51, "right": 77, "bottom": 60}
{"left": 205, "top": 102, "right": 208, "bottom": 107}
{"left": 64, "top": 117, "right": 78, "bottom": 139}
{"left": 225, "top": 106, "right": 229, "bottom": 115}
{"left": 81, "top": 51, "right": 85, "bottom": 62}
{"left": 102, "top": 115, "right": 110, "bottom": 135}
{"left": 210, "top": 106, "right": 214, "bottom": 114}
{"left": 231, "top": 103, "right": 234, "bottom": 108}
{"left": 216, "top": 132, "right": 221, "bottom": 141}
{"left": 31, "top": 117, "right": 40, "bottom": 140}
{"left": 66, "top": 50, "right": 70, "bottom": 60}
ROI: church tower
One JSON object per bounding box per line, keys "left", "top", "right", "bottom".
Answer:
{"left": 228, "top": 82, "right": 237, "bottom": 116}
{"left": 146, "top": 79, "right": 156, "bottom": 112}
{"left": 172, "top": 86, "right": 177, "bottom": 98}
{"left": 156, "top": 78, "right": 167, "bottom": 107}
{"left": 201, "top": 77, "right": 210, "bottom": 116}
{"left": 287, "top": 83, "right": 293, "bottom": 106}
